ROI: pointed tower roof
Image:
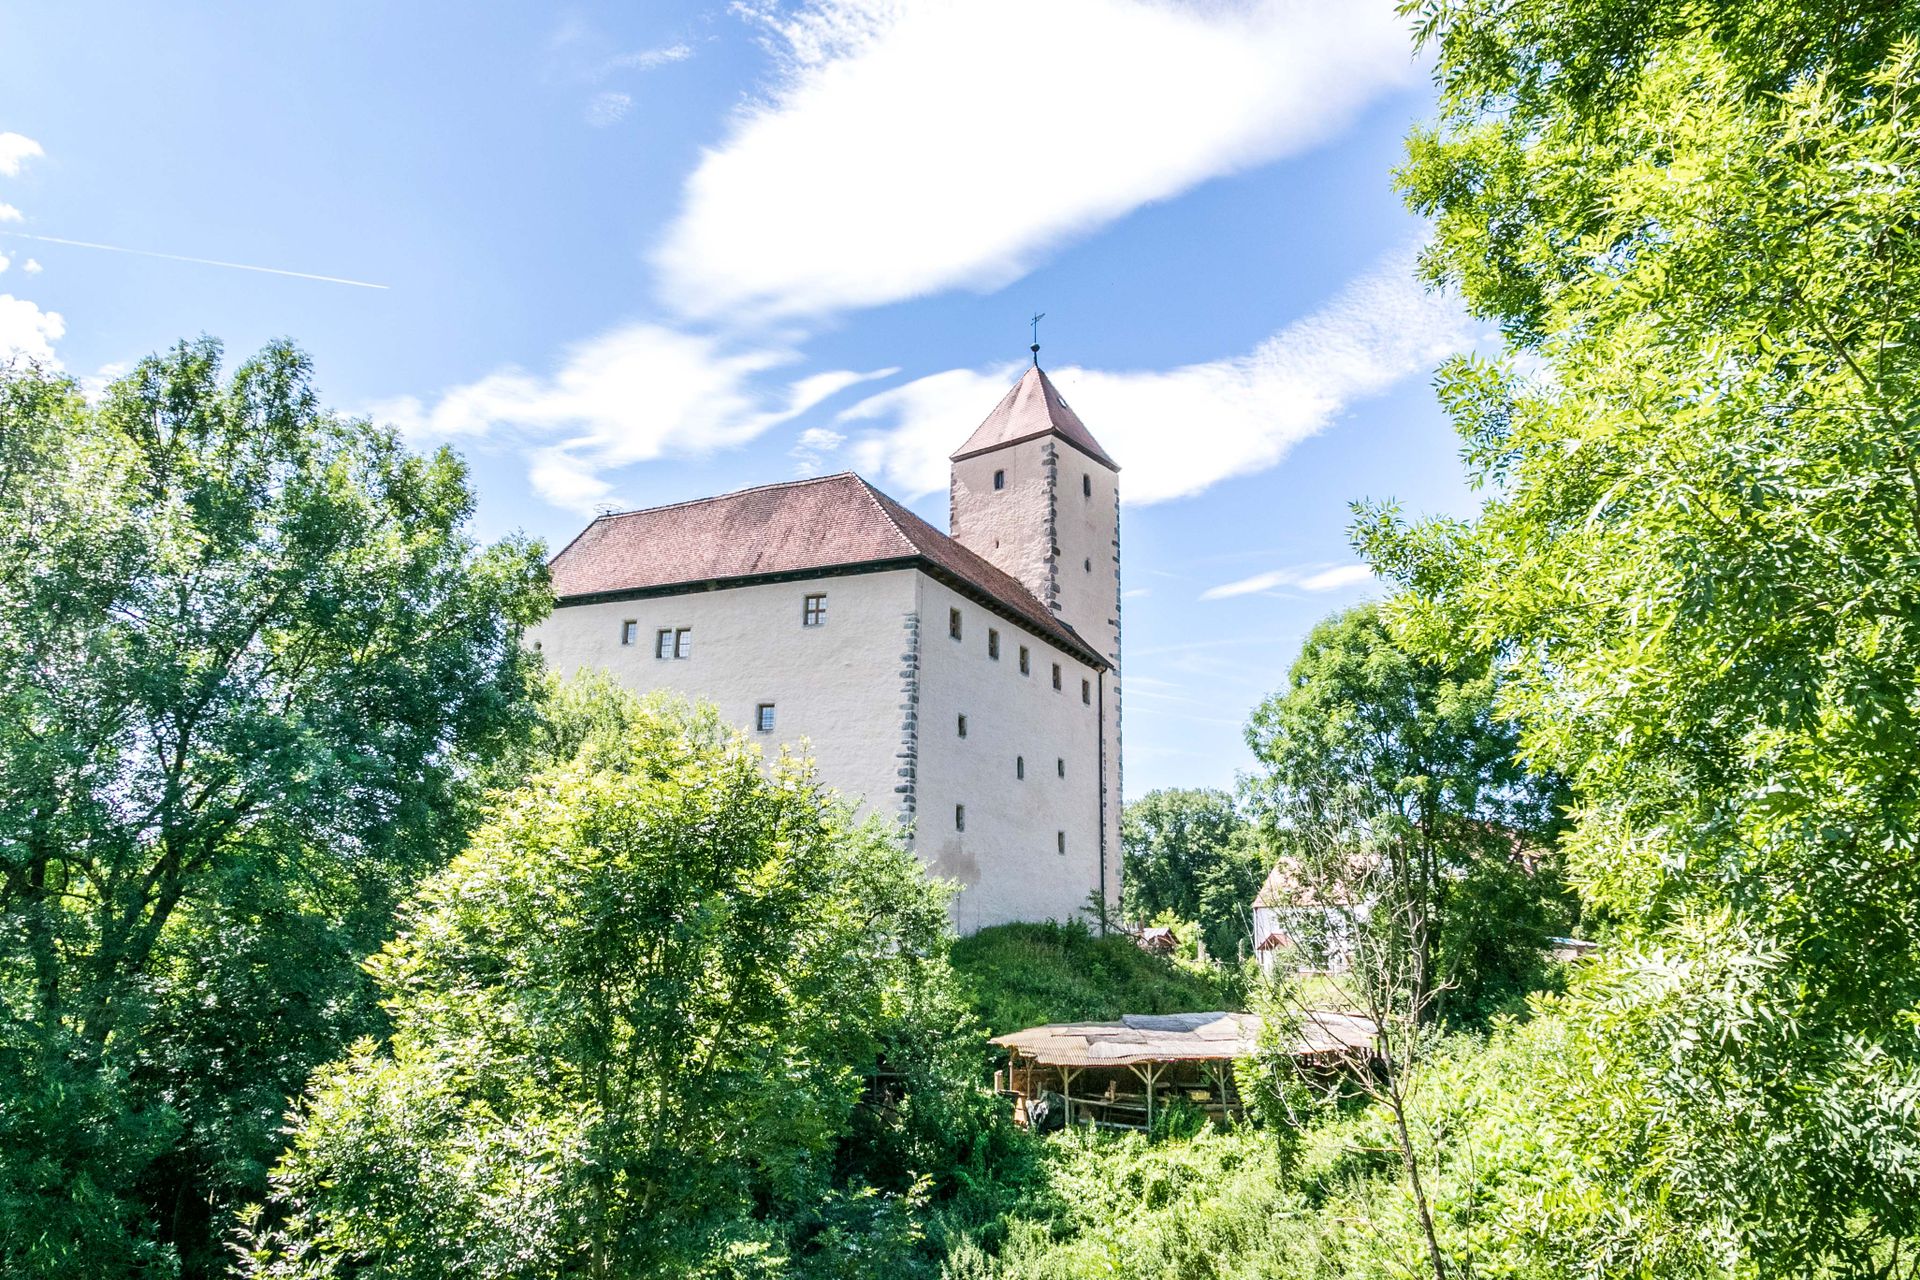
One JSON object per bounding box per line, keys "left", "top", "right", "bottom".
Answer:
{"left": 950, "top": 366, "right": 1118, "bottom": 470}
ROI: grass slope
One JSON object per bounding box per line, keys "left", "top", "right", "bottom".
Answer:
{"left": 949, "top": 921, "right": 1242, "bottom": 1037}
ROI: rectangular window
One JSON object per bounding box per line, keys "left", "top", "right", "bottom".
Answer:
{"left": 1056, "top": 831, "right": 1066, "bottom": 855}
{"left": 988, "top": 628, "right": 1000, "bottom": 660}
{"left": 993, "top": 468, "right": 1005, "bottom": 490}
{"left": 659, "top": 627, "right": 692, "bottom": 659}
{"left": 756, "top": 703, "right": 776, "bottom": 733}
{"left": 1016, "top": 756, "right": 1025, "bottom": 780}
{"left": 1051, "top": 663, "right": 1061, "bottom": 691}
{"left": 1019, "top": 645, "right": 1030, "bottom": 675}
{"left": 1082, "top": 474, "right": 1092, "bottom": 497}
{"left": 803, "top": 593, "right": 827, "bottom": 627}
{"left": 621, "top": 619, "right": 639, "bottom": 646}
{"left": 949, "top": 608, "right": 963, "bottom": 640}
{"left": 675, "top": 628, "right": 693, "bottom": 659}
{"left": 957, "top": 714, "right": 968, "bottom": 739}
{"left": 955, "top": 804, "right": 966, "bottom": 833}
{"left": 656, "top": 628, "right": 673, "bottom": 659}
{"left": 1056, "top": 757, "right": 1065, "bottom": 778}
{"left": 1082, "top": 678, "right": 1091, "bottom": 705}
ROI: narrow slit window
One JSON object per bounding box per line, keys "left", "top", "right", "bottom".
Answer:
{"left": 803, "top": 593, "right": 827, "bottom": 627}
{"left": 1082, "top": 474, "right": 1091, "bottom": 497}
{"left": 1016, "top": 755, "right": 1025, "bottom": 780}
{"left": 1056, "top": 830, "right": 1066, "bottom": 855}
{"left": 1056, "top": 757, "right": 1065, "bottom": 778}
{"left": 1019, "top": 645, "right": 1030, "bottom": 675}
{"left": 988, "top": 628, "right": 1000, "bottom": 660}
{"left": 955, "top": 804, "right": 966, "bottom": 833}
{"left": 621, "top": 619, "right": 638, "bottom": 646}
{"left": 1084, "top": 557, "right": 1091, "bottom": 572}
{"left": 949, "top": 608, "right": 963, "bottom": 640}
{"left": 957, "top": 714, "right": 968, "bottom": 739}
{"left": 1082, "top": 678, "right": 1091, "bottom": 705}
{"left": 1051, "top": 663, "right": 1062, "bottom": 691}
{"left": 755, "top": 703, "right": 776, "bottom": 733}
{"left": 993, "top": 469, "right": 1005, "bottom": 490}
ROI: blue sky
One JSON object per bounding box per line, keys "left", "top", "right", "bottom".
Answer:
{"left": 0, "top": 0, "right": 1482, "bottom": 795}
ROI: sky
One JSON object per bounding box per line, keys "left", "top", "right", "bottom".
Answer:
{"left": 0, "top": 0, "right": 1486, "bottom": 795}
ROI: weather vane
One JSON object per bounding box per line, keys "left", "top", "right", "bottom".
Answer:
{"left": 1030, "top": 311, "right": 1046, "bottom": 366}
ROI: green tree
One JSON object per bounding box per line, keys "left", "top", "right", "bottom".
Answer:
{"left": 1361, "top": 1, "right": 1920, "bottom": 1268}
{"left": 0, "top": 341, "right": 549, "bottom": 1277}
{"left": 241, "top": 688, "right": 961, "bottom": 1279}
{"left": 1120, "top": 788, "right": 1265, "bottom": 960}
{"left": 1245, "top": 603, "right": 1570, "bottom": 1021}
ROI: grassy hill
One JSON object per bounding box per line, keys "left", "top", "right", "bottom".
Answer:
{"left": 949, "top": 921, "right": 1243, "bottom": 1037}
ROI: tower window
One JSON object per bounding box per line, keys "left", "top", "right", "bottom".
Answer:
{"left": 1084, "top": 558, "right": 1091, "bottom": 573}
{"left": 1051, "top": 663, "right": 1062, "bottom": 691}
{"left": 1083, "top": 474, "right": 1091, "bottom": 497}
{"left": 957, "top": 714, "right": 968, "bottom": 739}
{"left": 657, "top": 627, "right": 692, "bottom": 659}
{"left": 803, "top": 593, "right": 827, "bottom": 627}
{"left": 1056, "top": 831, "right": 1066, "bottom": 855}
{"left": 993, "top": 469, "right": 1005, "bottom": 490}
{"left": 1082, "top": 678, "right": 1091, "bottom": 705}
{"left": 955, "top": 804, "right": 966, "bottom": 833}
{"left": 621, "top": 619, "right": 638, "bottom": 646}
{"left": 949, "top": 608, "right": 962, "bottom": 640}
{"left": 1016, "top": 755, "right": 1025, "bottom": 780}
{"left": 1019, "top": 645, "right": 1030, "bottom": 675}
{"left": 755, "top": 703, "right": 776, "bottom": 733}
{"left": 1057, "top": 757, "right": 1065, "bottom": 778}
{"left": 988, "top": 628, "right": 1000, "bottom": 660}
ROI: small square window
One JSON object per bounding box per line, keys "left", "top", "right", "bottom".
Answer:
{"left": 988, "top": 628, "right": 1000, "bottom": 660}
{"left": 655, "top": 628, "right": 674, "bottom": 659}
{"left": 675, "top": 628, "right": 693, "bottom": 659}
{"left": 957, "top": 714, "right": 968, "bottom": 739}
{"left": 949, "top": 608, "right": 963, "bottom": 640}
{"left": 1056, "top": 757, "right": 1065, "bottom": 778}
{"left": 1056, "top": 831, "right": 1066, "bottom": 855}
{"left": 1082, "top": 474, "right": 1091, "bottom": 498}
{"left": 1051, "top": 663, "right": 1061, "bottom": 691}
{"left": 621, "top": 619, "right": 638, "bottom": 646}
{"left": 1019, "top": 645, "right": 1030, "bottom": 675}
{"left": 955, "top": 804, "right": 966, "bottom": 833}
{"left": 993, "top": 469, "right": 1005, "bottom": 490}
{"left": 1082, "top": 678, "right": 1091, "bottom": 705}
{"left": 756, "top": 703, "right": 776, "bottom": 733}
{"left": 803, "top": 593, "right": 827, "bottom": 627}
{"left": 1016, "top": 756, "right": 1025, "bottom": 780}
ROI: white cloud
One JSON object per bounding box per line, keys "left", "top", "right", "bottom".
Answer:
{"left": 1200, "top": 562, "right": 1373, "bottom": 600}
{"left": 21, "top": 258, "right": 39, "bottom": 275}
{"left": 795, "top": 425, "right": 846, "bottom": 451}
{"left": 607, "top": 43, "right": 692, "bottom": 71}
{"left": 0, "top": 133, "right": 42, "bottom": 177}
{"left": 374, "top": 324, "right": 893, "bottom": 512}
{"left": 0, "top": 204, "right": 21, "bottom": 223}
{"left": 843, "top": 249, "right": 1472, "bottom": 504}
{"left": 586, "top": 91, "right": 633, "bottom": 126}
{"left": 656, "top": 0, "right": 1418, "bottom": 320}
{"left": 0, "top": 294, "right": 64, "bottom": 366}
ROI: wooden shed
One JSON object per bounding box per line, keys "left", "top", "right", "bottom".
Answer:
{"left": 990, "top": 1010, "right": 1375, "bottom": 1131}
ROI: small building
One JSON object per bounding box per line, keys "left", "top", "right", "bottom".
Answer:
{"left": 1250, "top": 858, "right": 1369, "bottom": 976}
{"left": 990, "top": 1010, "right": 1375, "bottom": 1130}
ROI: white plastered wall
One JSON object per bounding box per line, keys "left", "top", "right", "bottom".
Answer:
{"left": 526, "top": 569, "right": 919, "bottom": 828}
{"left": 912, "top": 574, "right": 1104, "bottom": 931}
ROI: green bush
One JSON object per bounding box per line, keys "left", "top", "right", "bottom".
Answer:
{"left": 948, "top": 922, "right": 1242, "bottom": 1037}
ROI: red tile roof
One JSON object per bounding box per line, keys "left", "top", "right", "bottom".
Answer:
{"left": 950, "top": 366, "right": 1118, "bottom": 470}
{"left": 547, "top": 472, "right": 1108, "bottom": 668}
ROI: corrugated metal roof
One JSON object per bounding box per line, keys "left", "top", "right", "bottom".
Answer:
{"left": 950, "top": 366, "right": 1118, "bottom": 470}
{"left": 546, "top": 472, "right": 1107, "bottom": 668}
{"left": 989, "top": 1010, "right": 1375, "bottom": 1067}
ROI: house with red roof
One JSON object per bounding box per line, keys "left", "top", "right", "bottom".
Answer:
{"left": 528, "top": 365, "right": 1122, "bottom": 930}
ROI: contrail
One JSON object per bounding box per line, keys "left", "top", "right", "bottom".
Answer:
{"left": 0, "top": 231, "right": 389, "bottom": 290}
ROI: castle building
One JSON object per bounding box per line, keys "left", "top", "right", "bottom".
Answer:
{"left": 529, "top": 364, "right": 1121, "bottom": 930}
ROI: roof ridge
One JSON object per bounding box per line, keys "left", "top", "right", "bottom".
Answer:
{"left": 592, "top": 471, "right": 860, "bottom": 524}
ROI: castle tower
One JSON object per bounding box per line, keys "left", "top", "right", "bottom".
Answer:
{"left": 949, "top": 364, "right": 1121, "bottom": 911}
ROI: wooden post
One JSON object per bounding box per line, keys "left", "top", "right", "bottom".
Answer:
{"left": 1060, "top": 1066, "right": 1080, "bottom": 1126}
